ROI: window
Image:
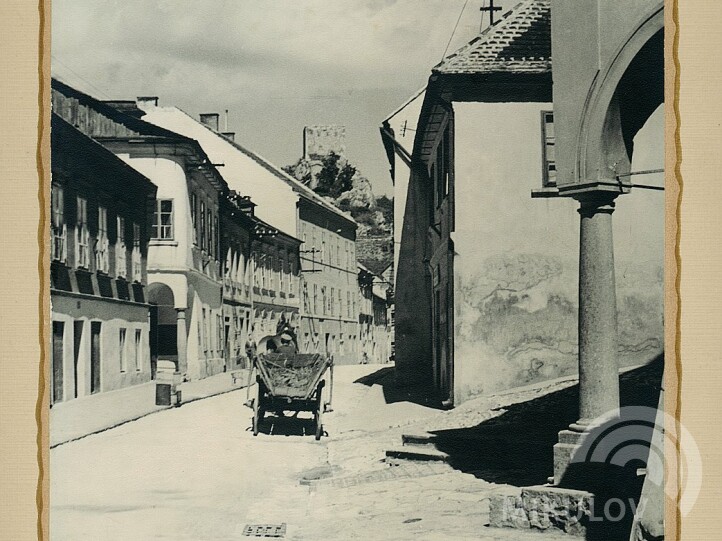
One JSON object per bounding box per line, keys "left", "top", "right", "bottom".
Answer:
{"left": 190, "top": 193, "right": 197, "bottom": 244}
{"left": 132, "top": 223, "right": 142, "bottom": 282}
{"left": 207, "top": 209, "right": 213, "bottom": 254}
{"left": 541, "top": 111, "right": 556, "bottom": 187}
{"left": 201, "top": 308, "right": 207, "bottom": 354}
{"left": 152, "top": 199, "right": 173, "bottom": 240}
{"left": 116, "top": 216, "right": 127, "bottom": 279}
{"left": 119, "top": 328, "right": 127, "bottom": 372}
{"left": 51, "top": 185, "right": 66, "bottom": 263}
{"left": 217, "top": 314, "right": 223, "bottom": 355}
{"left": 435, "top": 130, "right": 449, "bottom": 208}
{"left": 347, "top": 291, "right": 351, "bottom": 318}
{"left": 279, "top": 254, "right": 285, "bottom": 293}
{"left": 313, "top": 284, "right": 318, "bottom": 314}
{"left": 338, "top": 289, "right": 342, "bottom": 318}
{"left": 214, "top": 214, "right": 219, "bottom": 259}
{"left": 288, "top": 260, "right": 294, "bottom": 296}
{"left": 330, "top": 287, "right": 335, "bottom": 316}
{"left": 134, "top": 329, "right": 142, "bottom": 371}
{"left": 76, "top": 196, "right": 89, "bottom": 268}
{"left": 96, "top": 206, "right": 109, "bottom": 273}
{"left": 200, "top": 201, "right": 206, "bottom": 249}
{"left": 322, "top": 287, "right": 327, "bottom": 315}
{"left": 207, "top": 310, "right": 213, "bottom": 355}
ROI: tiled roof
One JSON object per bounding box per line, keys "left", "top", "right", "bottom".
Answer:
{"left": 433, "top": 0, "right": 551, "bottom": 75}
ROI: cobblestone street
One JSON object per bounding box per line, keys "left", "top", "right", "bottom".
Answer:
{"left": 50, "top": 361, "right": 662, "bottom": 540}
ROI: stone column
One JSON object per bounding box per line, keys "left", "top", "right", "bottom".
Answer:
{"left": 176, "top": 308, "right": 188, "bottom": 377}
{"left": 577, "top": 194, "right": 620, "bottom": 422}
{"left": 554, "top": 192, "right": 620, "bottom": 484}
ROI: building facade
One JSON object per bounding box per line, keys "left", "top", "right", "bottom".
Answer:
{"left": 249, "top": 214, "right": 302, "bottom": 348}
{"left": 385, "top": 0, "right": 663, "bottom": 407}
{"left": 357, "top": 264, "right": 392, "bottom": 364}
{"left": 137, "top": 105, "right": 359, "bottom": 363}
{"left": 52, "top": 80, "right": 234, "bottom": 382}
{"left": 297, "top": 198, "right": 358, "bottom": 363}
{"left": 50, "top": 112, "right": 157, "bottom": 404}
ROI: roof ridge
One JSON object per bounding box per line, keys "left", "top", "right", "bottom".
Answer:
{"left": 142, "top": 105, "right": 356, "bottom": 226}
{"left": 431, "top": 0, "right": 551, "bottom": 76}
{"left": 383, "top": 85, "right": 427, "bottom": 122}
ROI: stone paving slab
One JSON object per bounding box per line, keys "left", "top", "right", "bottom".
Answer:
{"left": 305, "top": 462, "right": 451, "bottom": 488}
{"left": 292, "top": 469, "right": 574, "bottom": 541}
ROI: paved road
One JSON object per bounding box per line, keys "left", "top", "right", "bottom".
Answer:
{"left": 51, "top": 386, "right": 329, "bottom": 541}
{"left": 50, "top": 364, "right": 585, "bottom": 540}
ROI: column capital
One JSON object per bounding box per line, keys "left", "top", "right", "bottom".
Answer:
{"left": 576, "top": 192, "right": 618, "bottom": 217}
{"left": 175, "top": 308, "right": 186, "bottom": 318}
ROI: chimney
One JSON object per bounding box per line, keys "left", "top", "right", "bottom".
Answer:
{"left": 221, "top": 132, "right": 235, "bottom": 142}
{"left": 199, "top": 113, "right": 220, "bottom": 132}
{"left": 136, "top": 96, "right": 159, "bottom": 108}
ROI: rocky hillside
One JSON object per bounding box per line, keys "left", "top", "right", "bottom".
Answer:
{"left": 284, "top": 152, "right": 393, "bottom": 276}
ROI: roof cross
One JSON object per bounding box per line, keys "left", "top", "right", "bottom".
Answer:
{"left": 480, "top": 0, "right": 503, "bottom": 26}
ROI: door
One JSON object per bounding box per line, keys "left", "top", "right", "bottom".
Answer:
{"left": 433, "top": 289, "right": 442, "bottom": 392}
{"left": 90, "top": 321, "right": 101, "bottom": 394}
{"left": 52, "top": 321, "right": 64, "bottom": 405}
{"left": 224, "top": 324, "right": 230, "bottom": 369}
{"left": 73, "top": 320, "right": 83, "bottom": 399}
{"left": 149, "top": 304, "right": 158, "bottom": 379}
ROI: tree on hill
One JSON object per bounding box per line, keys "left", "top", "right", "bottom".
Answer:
{"left": 314, "top": 152, "right": 356, "bottom": 198}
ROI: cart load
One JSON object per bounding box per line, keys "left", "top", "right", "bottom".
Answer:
{"left": 247, "top": 352, "right": 334, "bottom": 440}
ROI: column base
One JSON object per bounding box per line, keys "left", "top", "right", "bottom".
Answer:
{"left": 553, "top": 428, "right": 588, "bottom": 486}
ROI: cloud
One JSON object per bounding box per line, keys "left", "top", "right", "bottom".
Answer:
{"left": 51, "top": 0, "right": 511, "bottom": 195}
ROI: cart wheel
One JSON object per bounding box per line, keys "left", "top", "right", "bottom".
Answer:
{"left": 314, "top": 386, "right": 323, "bottom": 440}
{"left": 314, "top": 408, "right": 322, "bottom": 440}
{"left": 253, "top": 392, "right": 264, "bottom": 436}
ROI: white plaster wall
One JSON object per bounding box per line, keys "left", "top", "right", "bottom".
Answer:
{"left": 51, "top": 298, "right": 151, "bottom": 400}
{"left": 452, "top": 101, "right": 663, "bottom": 403}
{"left": 140, "top": 107, "right": 298, "bottom": 237}
{"left": 116, "top": 154, "right": 193, "bottom": 270}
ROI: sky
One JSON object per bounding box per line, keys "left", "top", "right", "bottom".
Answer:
{"left": 52, "top": 0, "right": 513, "bottom": 197}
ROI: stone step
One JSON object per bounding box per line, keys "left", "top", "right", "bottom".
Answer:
{"left": 385, "top": 447, "right": 451, "bottom": 464}
{"left": 401, "top": 433, "right": 439, "bottom": 446}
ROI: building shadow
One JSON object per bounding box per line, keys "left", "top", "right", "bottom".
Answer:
{"left": 428, "top": 355, "right": 664, "bottom": 486}
{"left": 353, "top": 366, "right": 445, "bottom": 409}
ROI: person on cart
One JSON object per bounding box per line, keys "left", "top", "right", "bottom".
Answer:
{"left": 276, "top": 332, "right": 298, "bottom": 356}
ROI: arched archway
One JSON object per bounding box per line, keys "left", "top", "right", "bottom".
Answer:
{"left": 578, "top": 5, "right": 664, "bottom": 181}
{"left": 147, "top": 282, "right": 177, "bottom": 376}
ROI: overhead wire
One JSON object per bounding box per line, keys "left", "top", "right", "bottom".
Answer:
{"left": 51, "top": 55, "right": 113, "bottom": 100}
{"left": 442, "top": 0, "right": 471, "bottom": 61}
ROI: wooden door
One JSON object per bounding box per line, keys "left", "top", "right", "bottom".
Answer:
{"left": 90, "top": 322, "right": 101, "bottom": 394}
{"left": 52, "top": 321, "right": 64, "bottom": 405}
{"left": 73, "top": 320, "right": 83, "bottom": 398}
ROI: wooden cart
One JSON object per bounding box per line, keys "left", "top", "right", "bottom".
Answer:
{"left": 248, "top": 352, "right": 333, "bottom": 440}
